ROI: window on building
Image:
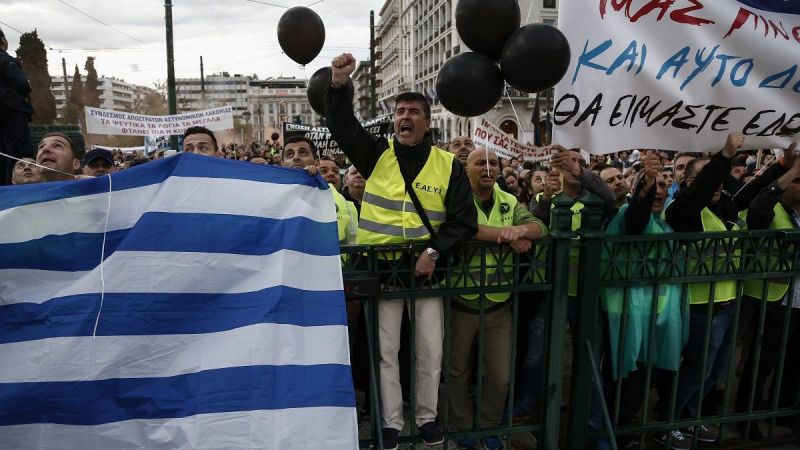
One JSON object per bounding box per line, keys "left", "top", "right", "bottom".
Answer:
{"left": 543, "top": 0, "right": 556, "bottom": 8}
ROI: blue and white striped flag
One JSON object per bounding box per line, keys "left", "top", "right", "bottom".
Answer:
{"left": 0, "top": 154, "right": 358, "bottom": 449}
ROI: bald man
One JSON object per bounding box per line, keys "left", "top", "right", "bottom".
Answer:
{"left": 447, "top": 147, "right": 546, "bottom": 449}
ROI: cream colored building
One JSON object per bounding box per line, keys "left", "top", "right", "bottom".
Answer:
{"left": 375, "top": 0, "right": 559, "bottom": 144}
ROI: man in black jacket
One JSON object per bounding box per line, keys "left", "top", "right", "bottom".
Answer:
{"left": 736, "top": 144, "right": 800, "bottom": 439}
{"left": 662, "top": 133, "right": 791, "bottom": 445}
{"left": 327, "top": 52, "right": 477, "bottom": 450}
{"left": 0, "top": 27, "right": 34, "bottom": 185}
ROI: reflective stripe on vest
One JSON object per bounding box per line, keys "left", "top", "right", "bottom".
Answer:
{"left": 743, "top": 204, "right": 794, "bottom": 301}
{"left": 357, "top": 141, "right": 453, "bottom": 251}
{"left": 687, "top": 207, "right": 738, "bottom": 304}
{"left": 333, "top": 189, "right": 350, "bottom": 243}
{"left": 456, "top": 185, "right": 518, "bottom": 305}
{"left": 568, "top": 201, "right": 584, "bottom": 297}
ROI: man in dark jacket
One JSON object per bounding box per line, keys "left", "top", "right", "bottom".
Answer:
{"left": 662, "top": 133, "right": 791, "bottom": 445}
{"left": 736, "top": 144, "right": 800, "bottom": 439}
{"left": 0, "top": 27, "right": 34, "bottom": 185}
{"left": 327, "top": 52, "right": 477, "bottom": 450}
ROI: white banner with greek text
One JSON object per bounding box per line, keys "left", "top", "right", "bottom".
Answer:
{"left": 553, "top": 0, "right": 800, "bottom": 154}
{"left": 472, "top": 117, "right": 553, "bottom": 161}
{"left": 85, "top": 107, "right": 234, "bottom": 136}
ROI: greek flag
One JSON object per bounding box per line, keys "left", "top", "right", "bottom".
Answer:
{"left": 0, "top": 154, "right": 357, "bottom": 449}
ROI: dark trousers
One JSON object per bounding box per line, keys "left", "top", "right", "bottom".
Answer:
{"left": 673, "top": 302, "right": 735, "bottom": 419}
{"left": 736, "top": 301, "right": 800, "bottom": 412}
{"left": 0, "top": 111, "right": 33, "bottom": 185}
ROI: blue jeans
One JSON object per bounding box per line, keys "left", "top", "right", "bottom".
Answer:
{"left": 673, "top": 303, "right": 735, "bottom": 419}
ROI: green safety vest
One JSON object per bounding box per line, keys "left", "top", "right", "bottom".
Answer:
{"left": 332, "top": 188, "right": 358, "bottom": 244}
{"left": 567, "top": 201, "right": 584, "bottom": 297}
{"left": 538, "top": 192, "right": 583, "bottom": 297}
{"left": 357, "top": 141, "right": 453, "bottom": 257}
{"left": 742, "top": 204, "right": 794, "bottom": 301}
{"left": 687, "top": 207, "right": 739, "bottom": 304}
{"left": 455, "top": 185, "right": 518, "bottom": 306}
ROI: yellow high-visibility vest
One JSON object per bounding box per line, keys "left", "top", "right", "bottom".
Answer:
{"left": 332, "top": 188, "right": 358, "bottom": 244}
{"left": 536, "top": 192, "right": 584, "bottom": 296}
{"left": 357, "top": 141, "right": 453, "bottom": 256}
{"left": 743, "top": 204, "right": 794, "bottom": 301}
{"left": 687, "top": 207, "right": 739, "bottom": 304}
{"left": 456, "top": 184, "right": 518, "bottom": 305}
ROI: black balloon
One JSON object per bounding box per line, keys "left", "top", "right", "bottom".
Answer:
{"left": 277, "top": 7, "right": 325, "bottom": 65}
{"left": 307, "top": 67, "right": 354, "bottom": 117}
{"left": 455, "top": 0, "right": 520, "bottom": 60}
{"left": 501, "top": 24, "right": 571, "bottom": 93}
{"left": 436, "top": 52, "right": 504, "bottom": 117}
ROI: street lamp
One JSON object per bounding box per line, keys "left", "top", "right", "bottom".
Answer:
{"left": 242, "top": 110, "right": 252, "bottom": 145}
{"left": 256, "top": 104, "right": 263, "bottom": 143}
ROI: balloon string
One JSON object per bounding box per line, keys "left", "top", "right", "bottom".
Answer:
{"left": 505, "top": 85, "right": 527, "bottom": 134}
{"left": 526, "top": 0, "right": 534, "bottom": 23}
{"left": 0, "top": 151, "right": 78, "bottom": 179}
{"left": 486, "top": 146, "right": 490, "bottom": 178}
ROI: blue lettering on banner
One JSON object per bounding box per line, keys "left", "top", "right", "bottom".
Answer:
{"left": 572, "top": 37, "right": 800, "bottom": 94}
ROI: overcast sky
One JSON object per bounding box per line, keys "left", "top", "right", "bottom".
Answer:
{"left": 1, "top": 0, "right": 380, "bottom": 88}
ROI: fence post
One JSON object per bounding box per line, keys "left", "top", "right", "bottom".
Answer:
{"left": 541, "top": 193, "right": 578, "bottom": 450}
{"left": 567, "top": 192, "right": 607, "bottom": 450}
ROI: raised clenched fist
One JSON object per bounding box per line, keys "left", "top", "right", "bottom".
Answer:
{"left": 331, "top": 53, "right": 357, "bottom": 88}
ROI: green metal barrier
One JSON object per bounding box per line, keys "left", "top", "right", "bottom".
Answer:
{"left": 341, "top": 193, "right": 800, "bottom": 449}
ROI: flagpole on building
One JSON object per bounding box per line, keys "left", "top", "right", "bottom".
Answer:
{"left": 165, "top": 0, "right": 179, "bottom": 151}
{"left": 369, "top": 10, "right": 377, "bottom": 119}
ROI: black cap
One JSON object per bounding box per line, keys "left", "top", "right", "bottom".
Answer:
{"left": 83, "top": 148, "right": 114, "bottom": 166}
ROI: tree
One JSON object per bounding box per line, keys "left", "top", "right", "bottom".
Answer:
{"left": 15, "top": 30, "right": 56, "bottom": 124}
{"left": 132, "top": 81, "right": 168, "bottom": 116}
{"left": 83, "top": 57, "right": 101, "bottom": 108}
{"left": 63, "top": 65, "right": 84, "bottom": 124}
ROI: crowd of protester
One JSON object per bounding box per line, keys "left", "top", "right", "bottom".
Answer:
{"left": 3, "top": 46, "right": 800, "bottom": 450}
{"left": 6, "top": 117, "right": 800, "bottom": 450}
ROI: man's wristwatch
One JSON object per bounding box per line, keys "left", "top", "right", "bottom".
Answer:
{"left": 425, "top": 247, "right": 440, "bottom": 261}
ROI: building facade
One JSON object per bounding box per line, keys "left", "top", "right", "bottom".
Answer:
{"left": 375, "top": 0, "right": 559, "bottom": 144}
{"left": 246, "top": 77, "right": 318, "bottom": 143}
{"left": 175, "top": 72, "right": 250, "bottom": 120}
{"left": 50, "top": 76, "right": 153, "bottom": 120}
{"left": 351, "top": 60, "right": 373, "bottom": 121}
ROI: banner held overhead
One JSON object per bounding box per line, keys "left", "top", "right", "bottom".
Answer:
{"left": 553, "top": 1, "right": 800, "bottom": 153}
{"left": 85, "top": 106, "right": 234, "bottom": 136}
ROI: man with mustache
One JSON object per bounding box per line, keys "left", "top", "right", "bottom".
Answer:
{"left": 448, "top": 136, "right": 475, "bottom": 166}
{"left": 326, "top": 52, "right": 477, "bottom": 450}
{"left": 343, "top": 164, "right": 365, "bottom": 214}
{"left": 600, "top": 165, "right": 630, "bottom": 215}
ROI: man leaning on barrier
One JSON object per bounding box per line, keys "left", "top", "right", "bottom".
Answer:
{"left": 447, "top": 148, "right": 547, "bottom": 450}
{"left": 326, "top": 52, "right": 478, "bottom": 450}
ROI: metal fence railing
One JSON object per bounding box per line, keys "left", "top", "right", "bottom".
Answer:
{"left": 341, "top": 193, "right": 800, "bottom": 450}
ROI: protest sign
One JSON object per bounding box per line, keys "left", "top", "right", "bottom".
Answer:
{"left": 282, "top": 115, "right": 393, "bottom": 156}
{"left": 85, "top": 106, "right": 234, "bottom": 137}
{"left": 553, "top": 1, "right": 800, "bottom": 153}
{"left": 472, "top": 117, "right": 553, "bottom": 161}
